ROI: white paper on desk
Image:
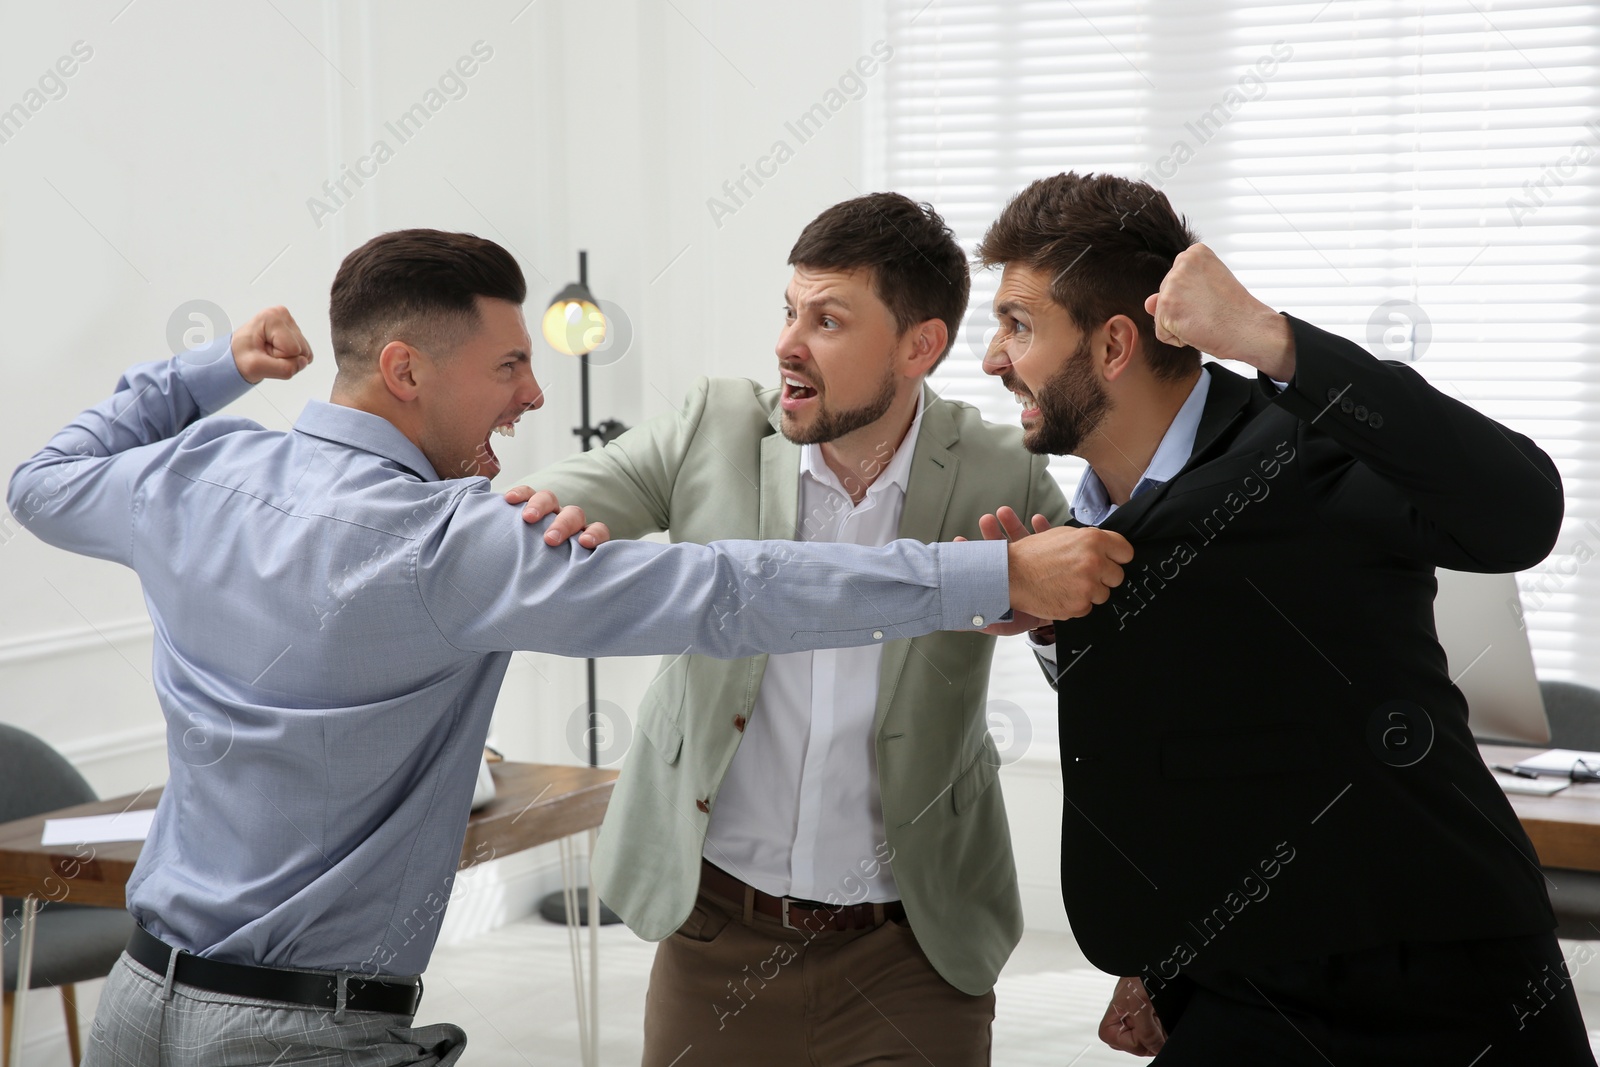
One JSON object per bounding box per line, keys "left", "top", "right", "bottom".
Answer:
{"left": 1512, "top": 748, "right": 1600, "bottom": 776}
{"left": 1494, "top": 772, "right": 1570, "bottom": 796}
{"left": 40, "top": 808, "right": 155, "bottom": 846}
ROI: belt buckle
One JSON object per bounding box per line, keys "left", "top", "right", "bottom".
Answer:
{"left": 781, "top": 897, "right": 836, "bottom": 931}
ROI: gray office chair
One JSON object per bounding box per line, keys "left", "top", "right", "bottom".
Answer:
{"left": 1, "top": 723, "right": 135, "bottom": 1066}
{"left": 1524, "top": 681, "right": 1600, "bottom": 941}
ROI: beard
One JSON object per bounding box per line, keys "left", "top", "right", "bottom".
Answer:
{"left": 780, "top": 363, "right": 899, "bottom": 446}
{"left": 1013, "top": 334, "right": 1111, "bottom": 456}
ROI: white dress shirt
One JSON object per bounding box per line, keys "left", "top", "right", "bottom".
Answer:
{"left": 703, "top": 393, "right": 927, "bottom": 904}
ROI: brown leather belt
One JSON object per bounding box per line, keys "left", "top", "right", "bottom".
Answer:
{"left": 699, "top": 859, "right": 905, "bottom": 932}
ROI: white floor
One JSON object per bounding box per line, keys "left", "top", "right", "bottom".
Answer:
{"left": 407, "top": 918, "right": 1600, "bottom": 1066}
{"left": 17, "top": 920, "right": 1600, "bottom": 1064}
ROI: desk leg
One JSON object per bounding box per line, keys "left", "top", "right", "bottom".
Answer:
{"left": 8, "top": 897, "right": 38, "bottom": 1067}
{"left": 558, "top": 836, "right": 597, "bottom": 1067}
{"left": 587, "top": 828, "right": 599, "bottom": 1066}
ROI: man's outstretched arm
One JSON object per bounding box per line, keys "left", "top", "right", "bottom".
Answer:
{"left": 508, "top": 376, "right": 726, "bottom": 545}
{"left": 418, "top": 487, "right": 1132, "bottom": 662}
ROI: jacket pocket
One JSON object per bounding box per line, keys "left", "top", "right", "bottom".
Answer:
{"left": 636, "top": 659, "right": 690, "bottom": 765}
{"left": 952, "top": 735, "right": 1002, "bottom": 815}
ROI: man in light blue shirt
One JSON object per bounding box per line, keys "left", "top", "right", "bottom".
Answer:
{"left": 8, "top": 229, "right": 1129, "bottom": 1065}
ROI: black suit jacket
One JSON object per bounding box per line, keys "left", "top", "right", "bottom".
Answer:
{"left": 1049, "top": 315, "right": 1563, "bottom": 988}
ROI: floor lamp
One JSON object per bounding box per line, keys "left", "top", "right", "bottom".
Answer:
{"left": 538, "top": 250, "right": 624, "bottom": 928}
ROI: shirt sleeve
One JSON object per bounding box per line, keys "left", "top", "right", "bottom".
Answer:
{"left": 6, "top": 340, "right": 252, "bottom": 565}
{"left": 415, "top": 486, "right": 1011, "bottom": 660}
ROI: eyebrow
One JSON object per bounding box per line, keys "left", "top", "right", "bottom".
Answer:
{"left": 994, "top": 299, "right": 1031, "bottom": 318}
{"left": 784, "top": 290, "right": 851, "bottom": 313}
{"left": 501, "top": 349, "right": 530, "bottom": 363}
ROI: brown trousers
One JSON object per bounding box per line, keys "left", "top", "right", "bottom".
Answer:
{"left": 640, "top": 883, "right": 995, "bottom": 1067}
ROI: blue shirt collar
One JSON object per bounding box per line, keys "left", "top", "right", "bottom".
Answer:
{"left": 293, "top": 400, "right": 442, "bottom": 482}
{"left": 1072, "top": 370, "right": 1212, "bottom": 527}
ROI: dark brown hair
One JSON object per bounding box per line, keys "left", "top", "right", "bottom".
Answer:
{"left": 977, "top": 173, "right": 1200, "bottom": 382}
{"left": 329, "top": 228, "right": 526, "bottom": 378}
{"left": 788, "top": 193, "right": 970, "bottom": 370}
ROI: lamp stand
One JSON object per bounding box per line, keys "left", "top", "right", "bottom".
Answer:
{"left": 541, "top": 248, "right": 622, "bottom": 929}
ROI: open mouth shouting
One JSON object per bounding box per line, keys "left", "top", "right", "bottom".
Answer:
{"left": 780, "top": 370, "right": 820, "bottom": 413}
{"left": 1003, "top": 375, "right": 1041, "bottom": 422}
{"left": 479, "top": 412, "right": 524, "bottom": 474}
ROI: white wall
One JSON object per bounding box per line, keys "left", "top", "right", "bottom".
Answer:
{"left": 0, "top": 2, "right": 885, "bottom": 1058}
{"left": 0, "top": 0, "right": 883, "bottom": 786}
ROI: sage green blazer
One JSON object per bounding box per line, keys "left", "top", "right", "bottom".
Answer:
{"left": 522, "top": 376, "right": 1069, "bottom": 995}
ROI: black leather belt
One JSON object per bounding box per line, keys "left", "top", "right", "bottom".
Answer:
{"left": 127, "top": 925, "right": 423, "bottom": 1016}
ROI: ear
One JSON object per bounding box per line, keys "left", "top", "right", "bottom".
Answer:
{"left": 377, "top": 340, "right": 422, "bottom": 402}
{"left": 902, "top": 318, "right": 949, "bottom": 378}
{"left": 1099, "top": 314, "right": 1142, "bottom": 383}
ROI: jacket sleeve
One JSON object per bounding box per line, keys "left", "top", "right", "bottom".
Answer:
{"left": 514, "top": 377, "right": 717, "bottom": 540}
{"left": 6, "top": 340, "right": 252, "bottom": 565}
{"left": 1273, "top": 315, "right": 1563, "bottom": 572}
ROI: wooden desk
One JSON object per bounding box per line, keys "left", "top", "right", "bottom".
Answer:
{"left": 0, "top": 762, "right": 616, "bottom": 1066}
{"left": 0, "top": 762, "right": 615, "bottom": 907}
{"left": 1482, "top": 744, "right": 1600, "bottom": 872}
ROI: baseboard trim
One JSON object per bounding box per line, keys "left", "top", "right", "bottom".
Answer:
{"left": 55, "top": 720, "right": 167, "bottom": 772}
{"left": 0, "top": 616, "right": 152, "bottom": 667}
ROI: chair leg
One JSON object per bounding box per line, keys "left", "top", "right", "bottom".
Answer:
{"left": 62, "top": 985, "right": 81, "bottom": 1067}
{"left": 2, "top": 989, "right": 12, "bottom": 1067}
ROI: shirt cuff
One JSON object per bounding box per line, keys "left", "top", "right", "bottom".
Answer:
{"left": 175, "top": 338, "right": 253, "bottom": 416}
{"left": 1027, "top": 631, "right": 1058, "bottom": 662}
{"left": 934, "top": 539, "right": 1010, "bottom": 631}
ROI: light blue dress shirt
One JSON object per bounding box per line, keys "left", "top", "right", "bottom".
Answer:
{"left": 1069, "top": 370, "right": 1213, "bottom": 527}
{"left": 1036, "top": 368, "right": 1285, "bottom": 669}
{"left": 7, "top": 341, "right": 1008, "bottom": 976}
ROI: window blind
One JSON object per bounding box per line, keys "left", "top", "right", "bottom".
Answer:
{"left": 882, "top": 0, "right": 1600, "bottom": 750}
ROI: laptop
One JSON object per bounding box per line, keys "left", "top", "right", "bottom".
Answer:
{"left": 1434, "top": 569, "right": 1551, "bottom": 745}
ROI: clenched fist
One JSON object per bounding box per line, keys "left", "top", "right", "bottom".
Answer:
{"left": 231, "top": 306, "right": 313, "bottom": 384}
{"left": 1144, "top": 243, "right": 1295, "bottom": 380}
{"left": 1005, "top": 523, "right": 1133, "bottom": 623}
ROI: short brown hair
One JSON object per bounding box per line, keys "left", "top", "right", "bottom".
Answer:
{"left": 787, "top": 193, "right": 970, "bottom": 370}
{"left": 329, "top": 229, "right": 526, "bottom": 378}
{"left": 977, "top": 173, "right": 1200, "bottom": 382}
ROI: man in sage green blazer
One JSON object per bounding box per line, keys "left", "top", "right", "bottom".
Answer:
{"left": 514, "top": 195, "right": 1071, "bottom": 1066}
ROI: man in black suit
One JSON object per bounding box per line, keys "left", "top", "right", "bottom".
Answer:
{"left": 974, "top": 172, "right": 1594, "bottom": 1064}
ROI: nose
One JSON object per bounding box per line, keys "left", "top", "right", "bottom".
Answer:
{"left": 521, "top": 368, "right": 545, "bottom": 411}
{"left": 775, "top": 318, "right": 807, "bottom": 362}
{"left": 981, "top": 333, "right": 1011, "bottom": 378}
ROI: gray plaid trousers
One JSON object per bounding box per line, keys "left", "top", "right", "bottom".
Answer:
{"left": 82, "top": 954, "right": 466, "bottom": 1066}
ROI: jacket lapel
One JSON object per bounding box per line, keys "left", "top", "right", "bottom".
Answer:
{"left": 759, "top": 406, "right": 801, "bottom": 540}
{"left": 874, "top": 387, "right": 960, "bottom": 733}
{"left": 741, "top": 408, "right": 802, "bottom": 711}
{"left": 1102, "top": 363, "right": 1257, "bottom": 536}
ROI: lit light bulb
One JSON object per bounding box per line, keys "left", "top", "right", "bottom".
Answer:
{"left": 541, "top": 297, "right": 607, "bottom": 356}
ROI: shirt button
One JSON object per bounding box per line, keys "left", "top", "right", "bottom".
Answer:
{"left": 972, "top": 615, "right": 985, "bottom": 627}
{"left": 732, "top": 715, "right": 747, "bottom": 733}
{"left": 695, "top": 798, "right": 709, "bottom": 814}
{"left": 872, "top": 630, "right": 884, "bottom": 641}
